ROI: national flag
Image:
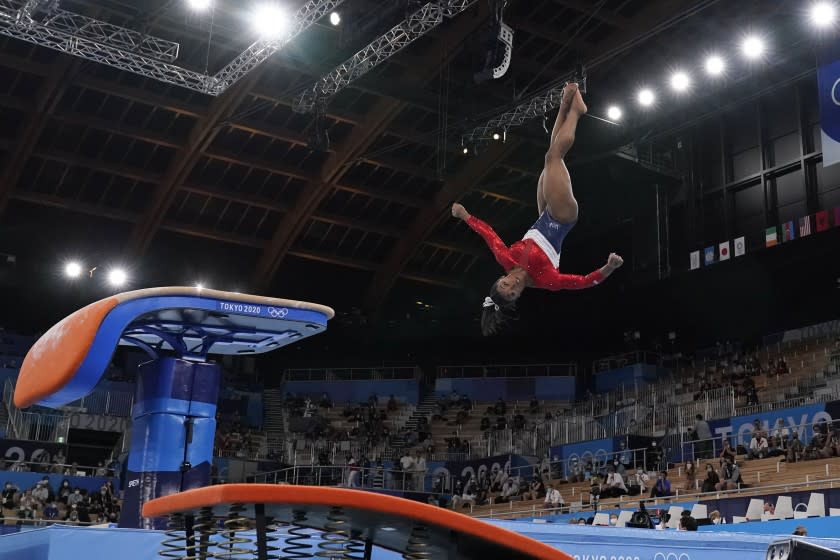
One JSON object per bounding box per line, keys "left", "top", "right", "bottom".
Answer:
{"left": 765, "top": 226, "right": 778, "bottom": 247}
{"left": 816, "top": 210, "right": 830, "bottom": 232}
{"left": 799, "top": 215, "right": 812, "bottom": 237}
{"left": 834, "top": 207, "right": 840, "bottom": 227}
{"left": 690, "top": 250, "right": 700, "bottom": 270}
{"left": 704, "top": 246, "right": 715, "bottom": 265}
{"left": 734, "top": 236, "right": 746, "bottom": 257}
{"left": 718, "top": 241, "right": 730, "bottom": 261}
{"left": 782, "top": 221, "right": 796, "bottom": 242}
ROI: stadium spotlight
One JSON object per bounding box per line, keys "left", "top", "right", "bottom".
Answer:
{"left": 637, "top": 88, "right": 655, "bottom": 107}
{"left": 606, "top": 106, "right": 622, "bottom": 121}
{"left": 741, "top": 35, "right": 766, "bottom": 59}
{"left": 187, "top": 0, "right": 212, "bottom": 11}
{"left": 462, "top": 146, "right": 469, "bottom": 154}
{"left": 492, "top": 132, "right": 501, "bottom": 141}
{"left": 670, "top": 71, "right": 691, "bottom": 92}
{"left": 107, "top": 268, "right": 128, "bottom": 288}
{"left": 329, "top": 11, "right": 341, "bottom": 25}
{"left": 704, "top": 54, "right": 726, "bottom": 76}
{"left": 252, "top": 3, "right": 288, "bottom": 38}
{"left": 195, "top": 282, "right": 205, "bottom": 292}
{"left": 64, "top": 261, "right": 83, "bottom": 279}
{"left": 810, "top": 2, "right": 837, "bottom": 27}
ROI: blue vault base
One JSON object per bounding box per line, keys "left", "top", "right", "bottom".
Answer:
{"left": 3, "top": 521, "right": 840, "bottom": 560}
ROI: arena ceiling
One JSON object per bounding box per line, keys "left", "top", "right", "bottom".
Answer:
{"left": 0, "top": 0, "right": 806, "bottom": 326}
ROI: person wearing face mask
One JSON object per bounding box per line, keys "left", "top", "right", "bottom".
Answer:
{"left": 609, "top": 513, "right": 619, "bottom": 526}
{"left": 611, "top": 458, "right": 626, "bottom": 476}
{"left": 701, "top": 463, "right": 720, "bottom": 493}
{"left": 602, "top": 467, "right": 627, "bottom": 498}
{"left": 58, "top": 480, "right": 71, "bottom": 504}
{"left": 649, "top": 471, "right": 671, "bottom": 498}
{"left": 67, "top": 488, "right": 83, "bottom": 507}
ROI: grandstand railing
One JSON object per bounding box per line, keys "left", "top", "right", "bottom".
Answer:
{"left": 61, "top": 389, "right": 134, "bottom": 417}
{"left": 436, "top": 363, "right": 577, "bottom": 378}
{"left": 475, "top": 475, "right": 840, "bottom": 519}
{"left": 250, "top": 464, "right": 443, "bottom": 493}
{"left": 2, "top": 459, "right": 116, "bottom": 477}
{"left": 283, "top": 366, "right": 420, "bottom": 381}
{"left": 592, "top": 351, "right": 661, "bottom": 374}
{"left": 3, "top": 380, "right": 69, "bottom": 443}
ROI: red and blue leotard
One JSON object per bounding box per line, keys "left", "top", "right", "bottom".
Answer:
{"left": 466, "top": 215, "right": 604, "bottom": 291}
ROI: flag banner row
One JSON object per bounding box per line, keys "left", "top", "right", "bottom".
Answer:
{"left": 689, "top": 207, "right": 840, "bottom": 270}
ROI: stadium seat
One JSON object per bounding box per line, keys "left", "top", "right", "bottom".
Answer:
{"left": 666, "top": 506, "right": 683, "bottom": 529}
{"left": 793, "top": 492, "right": 825, "bottom": 519}
{"left": 772, "top": 496, "right": 794, "bottom": 520}
{"left": 689, "top": 504, "right": 708, "bottom": 520}
{"left": 592, "top": 513, "right": 610, "bottom": 526}
{"left": 744, "top": 498, "right": 764, "bottom": 521}
{"left": 615, "top": 511, "right": 633, "bottom": 528}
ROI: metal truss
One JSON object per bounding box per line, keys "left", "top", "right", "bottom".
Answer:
{"left": 0, "top": 0, "right": 345, "bottom": 95}
{"left": 294, "top": 0, "right": 478, "bottom": 113}
{"left": 461, "top": 73, "right": 579, "bottom": 146}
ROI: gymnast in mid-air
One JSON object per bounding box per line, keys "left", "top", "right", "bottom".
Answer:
{"left": 451, "top": 82, "right": 624, "bottom": 335}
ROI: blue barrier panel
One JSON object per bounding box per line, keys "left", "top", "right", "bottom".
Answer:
{"left": 284, "top": 379, "right": 420, "bottom": 404}
{"left": 0, "top": 470, "right": 117, "bottom": 493}
{"left": 699, "top": 515, "right": 840, "bottom": 538}
{"left": 435, "top": 377, "right": 576, "bottom": 402}
{"left": 488, "top": 520, "right": 840, "bottom": 560}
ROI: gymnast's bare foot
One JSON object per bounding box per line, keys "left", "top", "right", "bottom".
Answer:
{"left": 572, "top": 86, "right": 588, "bottom": 115}
{"left": 560, "top": 82, "right": 578, "bottom": 114}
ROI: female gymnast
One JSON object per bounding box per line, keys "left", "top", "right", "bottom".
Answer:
{"left": 451, "top": 82, "right": 624, "bottom": 335}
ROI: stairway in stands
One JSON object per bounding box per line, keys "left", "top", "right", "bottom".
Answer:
{"left": 388, "top": 393, "right": 439, "bottom": 455}
{"left": 262, "top": 388, "right": 287, "bottom": 460}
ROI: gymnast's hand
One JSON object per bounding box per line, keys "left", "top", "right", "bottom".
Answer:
{"left": 451, "top": 203, "right": 470, "bottom": 221}
{"left": 607, "top": 253, "right": 624, "bottom": 269}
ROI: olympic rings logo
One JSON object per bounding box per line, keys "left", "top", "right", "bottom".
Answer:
{"left": 653, "top": 553, "right": 690, "bottom": 560}
{"left": 832, "top": 77, "right": 840, "bottom": 106}
{"left": 268, "top": 307, "right": 289, "bottom": 319}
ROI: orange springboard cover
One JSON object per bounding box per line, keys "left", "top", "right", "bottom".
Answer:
{"left": 14, "top": 297, "right": 119, "bottom": 408}
{"left": 143, "top": 484, "right": 572, "bottom": 560}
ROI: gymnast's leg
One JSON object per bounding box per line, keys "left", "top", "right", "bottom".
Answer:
{"left": 541, "top": 82, "right": 587, "bottom": 224}
{"left": 536, "top": 87, "right": 576, "bottom": 217}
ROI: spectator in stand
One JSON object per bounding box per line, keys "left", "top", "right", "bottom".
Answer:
{"left": 776, "top": 358, "right": 789, "bottom": 375}
{"left": 319, "top": 392, "right": 332, "bottom": 408}
{"left": 1, "top": 482, "right": 17, "bottom": 510}
{"left": 682, "top": 461, "right": 696, "bottom": 491}
{"left": 772, "top": 419, "right": 789, "bottom": 449}
{"left": 787, "top": 432, "right": 804, "bottom": 463}
{"left": 649, "top": 471, "right": 671, "bottom": 498}
{"left": 716, "top": 458, "right": 741, "bottom": 491}
{"left": 347, "top": 456, "right": 361, "bottom": 488}
{"left": 646, "top": 441, "right": 664, "bottom": 472}
{"left": 399, "top": 452, "right": 415, "bottom": 490}
{"left": 522, "top": 477, "right": 544, "bottom": 501}
{"left": 747, "top": 431, "right": 769, "bottom": 459}
{"left": 451, "top": 481, "right": 477, "bottom": 511}
{"left": 793, "top": 526, "right": 808, "bottom": 536}
{"left": 679, "top": 510, "right": 698, "bottom": 531}
{"left": 719, "top": 440, "right": 736, "bottom": 466}
{"left": 626, "top": 469, "right": 649, "bottom": 496}
{"left": 566, "top": 457, "right": 582, "bottom": 483}
{"left": 610, "top": 458, "right": 625, "bottom": 476}
{"left": 413, "top": 451, "right": 427, "bottom": 491}
{"left": 67, "top": 488, "right": 84, "bottom": 507}
{"left": 494, "top": 397, "right": 507, "bottom": 416}
{"left": 709, "top": 510, "right": 723, "bottom": 524}
{"left": 43, "top": 501, "right": 59, "bottom": 522}
{"left": 387, "top": 395, "right": 398, "bottom": 412}
{"left": 529, "top": 398, "right": 539, "bottom": 414}
{"left": 701, "top": 463, "right": 720, "bottom": 493}
{"left": 618, "top": 441, "right": 632, "bottom": 470}
{"left": 694, "top": 415, "right": 712, "bottom": 459}
{"left": 602, "top": 467, "right": 627, "bottom": 498}
{"left": 544, "top": 484, "right": 563, "bottom": 510}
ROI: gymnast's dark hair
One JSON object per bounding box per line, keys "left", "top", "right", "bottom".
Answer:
{"left": 480, "top": 279, "right": 518, "bottom": 336}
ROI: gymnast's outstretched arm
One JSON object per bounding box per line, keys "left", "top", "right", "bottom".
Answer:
{"left": 542, "top": 254, "right": 624, "bottom": 291}
{"left": 452, "top": 203, "right": 515, "bottom": 270}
